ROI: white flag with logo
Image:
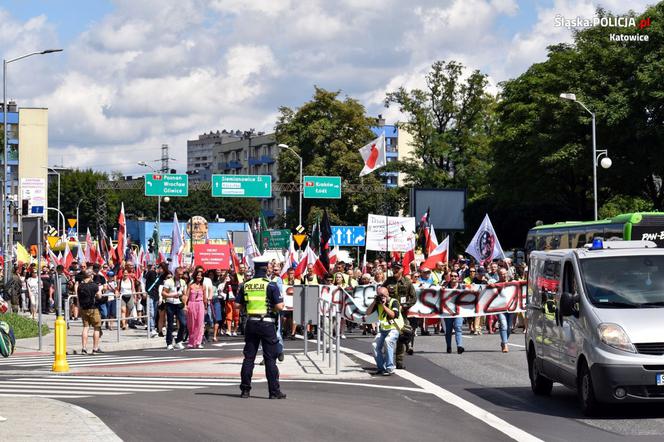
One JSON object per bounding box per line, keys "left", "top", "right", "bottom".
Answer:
{"left": 358, "top": 134, "right": 386, "bottom": 177}
{"left": 465, "top": 214, "right": 505, "bottom": 266}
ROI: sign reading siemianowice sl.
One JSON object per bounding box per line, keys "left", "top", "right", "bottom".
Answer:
{"left": 211, "top": 174, "right": 272, "bottom": 198}
{"left": 144, "top": 173, "right": 189, "bottom": 197}
{"left": 303, "top": 176, "right": 341, "bottom": 199}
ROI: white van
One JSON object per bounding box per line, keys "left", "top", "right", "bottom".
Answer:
{"left": 525, "top": 239, "right": 664, "bottom": 415}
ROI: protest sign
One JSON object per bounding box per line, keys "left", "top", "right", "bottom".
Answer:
{"left": 366, "top": 214, "right": 416, "bottom": 252}
{"left": 193, "top": 244, "right": 231, "bottom": 270}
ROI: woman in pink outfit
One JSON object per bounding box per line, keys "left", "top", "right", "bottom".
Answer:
{"left": 184, "top": 269, "right": 208, "bottom": 349}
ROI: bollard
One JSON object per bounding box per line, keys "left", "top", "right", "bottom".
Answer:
{"left": 52, "top": 315, "right": 69, "bottom": 372}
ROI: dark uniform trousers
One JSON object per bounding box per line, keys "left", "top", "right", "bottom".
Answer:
{"left": 240, "top": 319, "right": 281, "bottom": 395}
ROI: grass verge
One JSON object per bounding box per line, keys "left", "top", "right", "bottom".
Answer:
{"left": 0, "top": 313, "right": 50, "bottom": 339}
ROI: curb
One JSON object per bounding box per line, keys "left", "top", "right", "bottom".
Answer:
{"left": 57, "top": 400, "right": 122, "bottom": 442}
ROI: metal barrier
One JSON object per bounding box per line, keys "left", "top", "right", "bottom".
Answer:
{"left": 66, "top": 291, "right": 153, "bottom": 343}
{"left": 316, "top": 297, "right": 341, "bottom": 375}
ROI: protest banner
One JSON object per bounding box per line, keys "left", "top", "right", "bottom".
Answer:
{"left": 193, "top": 244, "right": 231, "bottom": 270}
{"left": 282, "top": 282, "right": 527, "bottom": 323}
{"left": 366, "top": 214, "right": 416, "bottom": 252}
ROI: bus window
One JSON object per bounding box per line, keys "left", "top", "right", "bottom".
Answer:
{"left": 536, "top": 234, "right": 547, "bottom": 251}
{"left": 559, "top": 231, "right": 570, "bottom": 249}
{"left": 550, "top": 234, "right": 561, "bottom": 249}
{"left": 586, "top": 228, "right": 602, "bottom": 242}
{"left": 604, "top": 223, "right": 624, "bottom": 241}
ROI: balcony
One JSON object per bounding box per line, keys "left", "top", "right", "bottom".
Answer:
{"left": 260, "top": 155, "right": 275, "bottom": 164}
{"left": 248, "top": 157, "right": 262, "bottom": 166}
{"left": 227, "top": 161, "right": 243, "bottom": 169}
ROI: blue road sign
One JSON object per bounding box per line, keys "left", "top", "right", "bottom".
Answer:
{"left": 330, "top": 226, "right": 366, "bottom": 247}
{"left": 31, "top": 206, "right": 44, "bottom": 214}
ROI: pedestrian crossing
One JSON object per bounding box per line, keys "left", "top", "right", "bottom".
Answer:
{"left": 0, "top": 353, "right": 193, "bottom": 369}
{"left": 0, "top": 375, "right": 237, "bottom": 399}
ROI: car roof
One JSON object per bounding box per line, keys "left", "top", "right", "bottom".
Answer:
{"left": 531, "top": 247, "right": 664, "bottom": 260}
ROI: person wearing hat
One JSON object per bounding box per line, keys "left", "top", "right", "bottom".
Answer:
{"left": 383, "top": 261, "right": 416, "bottom": 368}
{"left": 235, "top": 258, "right": 287, "bottom": 399}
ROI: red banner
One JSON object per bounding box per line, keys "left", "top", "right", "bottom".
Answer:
{"left": 193, "top": 244, "right": 231, "bottom": 270}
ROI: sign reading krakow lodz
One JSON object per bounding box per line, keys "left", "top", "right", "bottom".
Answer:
{"left": 303, "top": 176, "right": 341, "bottom": 199}
{"left": 144, "top": 173, "right": 189, "bottom": 197}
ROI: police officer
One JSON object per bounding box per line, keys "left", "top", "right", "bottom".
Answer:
{"left": 236, "top": 258, "right": 287, "bottom": 399}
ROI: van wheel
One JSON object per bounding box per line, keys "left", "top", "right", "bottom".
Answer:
{"left": 528, "top": 348, "right": 553, "bottom": 395}
{"left": 579, "top": 362, "right": 600, "bottom": 416}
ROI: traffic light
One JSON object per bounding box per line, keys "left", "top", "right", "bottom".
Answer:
{"left": 147, "top": 238, "right": 154, "bottom": 253}
{"left": 22, "top": 199, "right": 29, "bottom": 216}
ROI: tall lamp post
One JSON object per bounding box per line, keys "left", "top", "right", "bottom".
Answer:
{"left": 138, "top": 161, "right": 163, "bottom": 247}
{"left": 560, "top": 93, "right": 612, "bottom": 221}
{"left": 3, "top": 48, "right": 62, "bottom": 281}
{"left": 277, "top": 144, "right": 303, "bottom": 227}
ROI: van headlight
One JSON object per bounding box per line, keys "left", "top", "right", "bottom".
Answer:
{"left": 598, "top": 323, "right": 636, "bottom": 353}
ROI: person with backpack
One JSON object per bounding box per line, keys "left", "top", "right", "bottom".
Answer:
{"left": 77, "top": 269, "right": 104, "bottom": 354}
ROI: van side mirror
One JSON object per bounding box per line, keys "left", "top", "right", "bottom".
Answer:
{"left": 560, "top": 291, "right": 579, "bottom": 317}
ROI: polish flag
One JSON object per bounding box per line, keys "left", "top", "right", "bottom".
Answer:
{"left": 329, "top": 245, "right": 339, "bottom": 268}
{"left": 280, "top": 237, "right": 298, "bottom": 279}
{"left": 76, "top": 241, "right": 86, "bottom": 264}
{"left": 426, "top": 225, "right": 439, "bottom": 255}
{"left": 62, "top": 242, "right": 73, "bottom": 269}
{"left": 294, "top": 245, "right": 327, "bottom": 279}
{"left": 244, "top": 224, "right": 261, "bottom": 270}
{"left": 402, "top": 238, "right": 416, "bottom": 276}
{"left": 84, "top": 228, "right": 93, "bottom": 262}
{"left": 361, "top": 251, "right": 367, "bottom": 274}
{"left": 358, "top": 133, "right": 386, "bottom": 177}
{"left": 169, "top": 212, "right": 183, "bottom": 273}
{"left": 422, "top": 236, "right": 449, "bottom": 269}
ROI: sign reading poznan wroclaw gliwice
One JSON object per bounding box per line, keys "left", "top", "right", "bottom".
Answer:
{"left": 365, "top": 214, "right": 416, "bottom": 252}
{"left": 144, "top": 173, "right": 189, "bottom": 197}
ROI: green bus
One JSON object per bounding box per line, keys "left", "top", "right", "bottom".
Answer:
{"left": 525, "top": 212, "right": 664, "bottom": 253}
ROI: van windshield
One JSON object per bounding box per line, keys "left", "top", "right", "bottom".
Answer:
{"left": 581, "top": 256, "right": 664, "bottom": 308}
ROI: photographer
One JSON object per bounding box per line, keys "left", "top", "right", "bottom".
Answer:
{"left": 366, "top": 286, "right": 402, "bottom": 376}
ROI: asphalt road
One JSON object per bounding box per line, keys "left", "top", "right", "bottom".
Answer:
{"left": 6, "top": 330, "right": 664, "bottom": 441}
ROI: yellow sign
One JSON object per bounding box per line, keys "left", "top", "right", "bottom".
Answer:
{"left": 47, "top": 236, "right": 60, "bottom": 249}
{"left": 67, "top": 218, "right": 77, "bottom": 228}
{"left": 293, "top": 234, "right": 307, "bottom": 247}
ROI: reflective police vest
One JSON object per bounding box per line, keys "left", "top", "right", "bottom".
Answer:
{"left": 244, "top": 277, "right": 271, "bottom": 315}
{"left": 378, "top": 298, "right": 404, "bottom": 331}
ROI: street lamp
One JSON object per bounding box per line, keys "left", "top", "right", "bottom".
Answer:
{"left": 560, "top": 93, "right": 612, "bottom": 221}
{"left": 277, "top": 143, "right": 303, "bottom": 227}
{"left": 138, "top": 161, "right": 163, "bottom": 244}
{"left": 43, "top": 166, "right": 61, "bottom": 236}
{"left": 3, "top": 48, "right": 63, "bottom": 281}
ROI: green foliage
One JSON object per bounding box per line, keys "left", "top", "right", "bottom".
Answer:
{"left": 599, "top": 195, "right": 655, "bottom": 219}
{"left": 0, "top": 313, "right": 49, "bottom": 339}
{"left": 47, "top": 169, "right": 109, "bottom": 233}
{"left": 276, "top": 87, "right": 402, "bottom": 227}
{"left": 384, "top": 60, "right": 496, "bottom": 201}
{"left": 490, "top": 4, "right": 664, "bottom": 246}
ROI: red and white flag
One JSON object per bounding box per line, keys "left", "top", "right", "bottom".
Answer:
{"left": 422, "top": 236, "right": 449, "bottom": 269}
{"left": 169, "top": 212, "right": 183, "bottom": 273}
{"left": 294, "top": 244, "right": 327, "bottom": 279}
{"left": 62, "top": 242, "right": 73, "bottom": 269}
{"left": 280, "top": 237, "right": 298, "bottom": 279}
{"left": 465, "top": 214, "right": 505, "bottom": 266}
{"left": 329, "top": 245, "right": 339, "bottom": 268}
{"left": 426, "top": 225, "right": 438, "bottom": 255}
{"left": 358, "top": 133, "right": 386, "bottom": 177}
{"left": 113, "top": 203, "right": 127, "bottom": 265}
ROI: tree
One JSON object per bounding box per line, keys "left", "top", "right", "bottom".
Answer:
{"left": 490, "top": 4, "right": 664, "bottom": 246}
{"left": 276, "top": 87, "right": 402, "bottom": 228}
{"left": 384, "top": 60, "right": 496, "bottom": 201}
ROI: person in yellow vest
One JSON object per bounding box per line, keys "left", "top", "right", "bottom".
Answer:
{"left": 303, "top": 263, "right": 319, "bottom": 285}
{"left": 236, "top": 263, "right": 247, "bottom": 284}
{"left": 235, "top": 258, "right": 286, "bottom": 399}
{"left": 366, "top": 286, "right": 403, "bottom": 376}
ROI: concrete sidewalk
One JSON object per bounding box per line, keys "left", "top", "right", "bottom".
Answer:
{"left": 14, "top": 312, "right": 164, "bottom": 355}
{"left": 0, "top": 396, "right": 120, "bottom": 441}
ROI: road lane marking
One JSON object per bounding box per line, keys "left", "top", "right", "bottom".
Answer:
{"left": 341, "top": 346, "right": 543, "bottom": 442}
{"left": 508, "top": 343, "right": 525, "bottom": 348}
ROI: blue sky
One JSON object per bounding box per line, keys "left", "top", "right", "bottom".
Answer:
{"left": 0, "top": 0, "right": 653, "bottom": 174}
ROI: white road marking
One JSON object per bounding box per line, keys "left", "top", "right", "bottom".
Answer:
{"left": 341, "top": 346, "right": 543, "bottom": 442}
{"left": 280, "top": 379, "right": 428, "bottom": 393}
{"left": 507, "top": 343, "right": 526, "bottom": 348}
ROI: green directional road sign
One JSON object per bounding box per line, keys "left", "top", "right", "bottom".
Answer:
{"left": 303, "top": 176, "right": 342, "bottom": 199}
{"left": 144, "top": 173, "right": 189, "bottom": 197}
{"left": 211, "top": 174, "right": 272, "bottom": 198}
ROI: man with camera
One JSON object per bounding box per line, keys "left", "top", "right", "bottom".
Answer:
{"left": 366, "top": 286, "right": 403, "bottom": 376}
